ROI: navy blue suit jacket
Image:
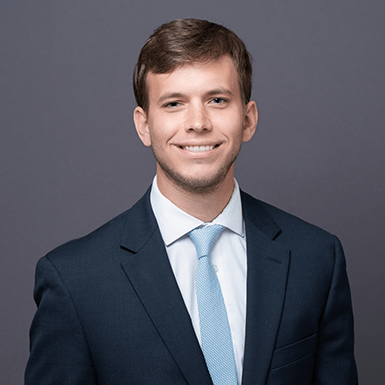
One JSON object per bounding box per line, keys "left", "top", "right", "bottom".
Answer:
{"left": 25, "top": 189, "right": 358, "bottom": 384}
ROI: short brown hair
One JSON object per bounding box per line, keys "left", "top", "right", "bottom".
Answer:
{"left": 133, "top": 19, "right": 252, "bottom": 111}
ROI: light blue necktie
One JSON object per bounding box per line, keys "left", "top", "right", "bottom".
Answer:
{"left": 189, "top": 224, "right": 238, "bottom": 385}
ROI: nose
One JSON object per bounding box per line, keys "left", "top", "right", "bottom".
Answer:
{"left": 185, "top": 103, "right": 212, "bottom": 132}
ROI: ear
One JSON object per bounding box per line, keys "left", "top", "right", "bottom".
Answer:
{"left": 133, "top": 106, "right": 152, "bottom": 147}
{"left": 242, "top": 100, "right": 258, "bottom": 143}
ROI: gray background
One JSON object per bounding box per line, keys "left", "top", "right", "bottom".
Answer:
{"left": 1, "top": 0, "right": 384, "bottom": 383}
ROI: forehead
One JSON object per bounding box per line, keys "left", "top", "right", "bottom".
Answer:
{"left": 146, "top": 55, "right": 241, "bottom": 101}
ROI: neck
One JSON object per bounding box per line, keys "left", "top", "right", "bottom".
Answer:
{"left": 156, "top": 171, "right": 235, "bottom": 223}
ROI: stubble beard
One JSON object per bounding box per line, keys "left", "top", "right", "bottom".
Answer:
{"left": 151, "top": 143, "right": 242, "bottom": 195}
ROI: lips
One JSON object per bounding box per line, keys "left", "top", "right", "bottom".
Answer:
{"left": 184, "top": 145, "right": 213, "bottom": 152}
{"left": 180, "top": 144, "right": 220, "bottom": 152}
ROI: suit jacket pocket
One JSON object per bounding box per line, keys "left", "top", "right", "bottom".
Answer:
{"left": 270, "top": 333, "right": 317, "bottom": 370}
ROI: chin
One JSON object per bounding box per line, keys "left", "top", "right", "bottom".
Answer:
{"left": 162, "top": 167, "right": 232, "bottom": 194}
{"left": 153, "top": 145, "right": 239, "bottom": 195}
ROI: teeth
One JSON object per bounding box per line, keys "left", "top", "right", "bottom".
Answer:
{"left": 184, "top": 145, "right": 214, "bottom": 152}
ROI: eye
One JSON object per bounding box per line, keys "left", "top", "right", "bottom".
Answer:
{"left": 164, "top": 101, "right": 181, "bottom": 108}
{"left": 211, "top": 97, "right": 227, "bottom": 104}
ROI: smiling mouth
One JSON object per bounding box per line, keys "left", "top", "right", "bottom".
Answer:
{"left": 180, "top": 144, "right": 220, "bottom": 152}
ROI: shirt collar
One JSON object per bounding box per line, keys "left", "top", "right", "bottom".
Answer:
{"left": 150, "top": 176, "right": 244, "bottom": 246}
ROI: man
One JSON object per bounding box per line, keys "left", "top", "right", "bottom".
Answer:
{"left": 25, "top": 19, "right": 358, "bottom": 384}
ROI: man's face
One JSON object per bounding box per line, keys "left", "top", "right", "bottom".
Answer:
{"left": 134, "top": 55, "right": 257, "bottom": 194}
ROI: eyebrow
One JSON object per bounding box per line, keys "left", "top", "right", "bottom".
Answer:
{"left": 206, "top": 88, "right": 234, "bottom": 97}
{"left": 157, "top": 92, "right": 185, "bottom": 104}
{"left": 157, "top": 88, "right": 234, "bottom": 104}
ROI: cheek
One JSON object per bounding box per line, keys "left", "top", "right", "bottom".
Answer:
{"left": 148, "top": 117, "right": 169, "bottom": 140}
{"left": 148, "top": 118, "right": 181, "bottom": 149}
{"left": 213, "top": 108, "right": 245, "bottom": 130}
{"left": 220, "top": 118, "right": 245, "bottom": 141}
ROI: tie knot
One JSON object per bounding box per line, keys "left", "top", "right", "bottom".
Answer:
{"left": 188, "top": 224, "right": 224, "bottom": 259}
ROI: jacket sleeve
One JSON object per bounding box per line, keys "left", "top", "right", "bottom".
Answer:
{"left": 312, "top": 236, "right": 358, "bottom": 384}
{"left": 25, "top": 256, "right": 97, "bottom": 385}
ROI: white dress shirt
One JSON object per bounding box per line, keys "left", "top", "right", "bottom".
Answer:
{"left": 150, "top": 176, "right": 247, "bottom": 383}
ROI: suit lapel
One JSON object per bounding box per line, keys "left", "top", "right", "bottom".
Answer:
{"left": 120, "top": 189, "right": 212, "bottom": 385}
{"left": 241, "top": 192, "right": 290, "bottom": 385}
